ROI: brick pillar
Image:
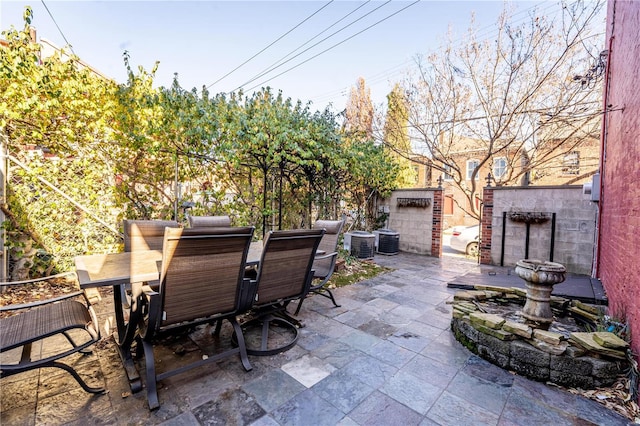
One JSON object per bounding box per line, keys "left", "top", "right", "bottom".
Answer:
{"left": 431, "top": 188, "right": 443, "bottom": 258}
{"left": 480, "top": 187, "right": 493, "bottom": 265}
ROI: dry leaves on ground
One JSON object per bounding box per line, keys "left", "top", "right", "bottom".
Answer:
{"left": 566, "top": 377, "right": 640, "bottom": 423}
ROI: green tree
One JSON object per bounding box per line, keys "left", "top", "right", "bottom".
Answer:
{"left": 383, "top": 84, "right": 416, "bottom": 188}
{"left": 1, "top": 8, "right": 120, "bottom": 277}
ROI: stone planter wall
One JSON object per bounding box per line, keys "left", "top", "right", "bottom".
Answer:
{"left": 450, "top": 289, "right": 628, "bottom": 389}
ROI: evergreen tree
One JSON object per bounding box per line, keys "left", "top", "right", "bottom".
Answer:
{"left": 383, "top": 84, "right": 416, "bottom": 188}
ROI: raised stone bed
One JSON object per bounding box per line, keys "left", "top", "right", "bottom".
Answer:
{"left": 450, "top": 287, "right": 629, "bottom": 389}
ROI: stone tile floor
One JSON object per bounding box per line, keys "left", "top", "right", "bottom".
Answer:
{"left": 1, "top": 252, "right": 634, "bottom": 425}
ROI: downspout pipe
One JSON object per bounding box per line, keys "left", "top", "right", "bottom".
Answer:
{"left": 595, "top": 0, "right": 616, "bottom": 278}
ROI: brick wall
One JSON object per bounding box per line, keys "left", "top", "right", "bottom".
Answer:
{"left": 480, "top": 187, "right": 494, "bottom": 265}
{"left": 431, "top": 189, "right": 443, "bottom": 258}
{"left": 597, "top": 0, "right": 640, "bottom": 361}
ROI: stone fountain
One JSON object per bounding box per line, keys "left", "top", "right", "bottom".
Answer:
{"left": 450, "top": 258, "right": 629, "bottom": 389}
{"left": 515, "top": 259, "right": 566, "bottom": 330}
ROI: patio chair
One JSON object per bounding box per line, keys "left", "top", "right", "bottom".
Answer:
{"left": 0, "top": 279, "right": 105, "bottom": 394}
{"left": 121, "top": 219, "right": 180, "bottom": 302}
{"left": 294, "top": 218, "right": 345, "bottom": 315}
{"left": 187, "top": 215, "right": 231, "bottom": 228}
{"left": 134, "top": 226, "right": 256, "bottom": 410}
{"left": 238, "top": 228, "right": 324, "bottom": 356}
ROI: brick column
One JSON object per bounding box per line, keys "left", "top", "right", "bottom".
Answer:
{"left": 480, "top": 187, "right": 493, "bottom": 265}
{"left": 431, "top": 188, "right": 443, "bottom": 258}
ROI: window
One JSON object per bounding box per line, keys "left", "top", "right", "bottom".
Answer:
{"left": 466, "top": 160, "right": 480, "bottom": 180}
{"left": 562, "top": 151, "right": 580, "bottom": 175}
{"left": 444, "top": 195, "right": 454, "bottom": 215}
{"left": 412, "top": 165, "right": 419, "bottom": 185}
{"left": 493, "top": 158, "right": 507, "bottom": 179}
{"left": 443, "top": 164, "right": 453, "bottom": 181}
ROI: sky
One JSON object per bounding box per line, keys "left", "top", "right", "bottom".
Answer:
{"left": 1, "top": 0, "right": 557, "bottom": 114}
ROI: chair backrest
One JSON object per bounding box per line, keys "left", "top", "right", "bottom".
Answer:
{"left": 188, "top": 215, "right": 231, "bottom": 228}
{"left": 123, "top": 219, "right": 180, "bottom": 252}
{"left": 158, "top": 227, "right": 254, "bottom": 326}
{"left": 312, "top": 219, "right": 345, "bottom": 278}
{"left": 254, "top": 229, "right": 324, "bottom": 306}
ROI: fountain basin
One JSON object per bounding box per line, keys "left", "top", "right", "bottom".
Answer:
{"left": 450, "top": 288, "right": 627, "bottom": 389}
{"left": 516, "top": 259, "right": 566, "bottom": 330}
{"left": 515, "top": 259, "right": 566, "bottom": 284}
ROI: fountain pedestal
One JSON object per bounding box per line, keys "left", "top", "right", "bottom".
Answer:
{"left": 515, "top": 259, "right": 566, "bottom": 330}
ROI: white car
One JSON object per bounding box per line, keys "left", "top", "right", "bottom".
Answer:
{"left": 449, "top": 225, "right": 480, "bottom": 256}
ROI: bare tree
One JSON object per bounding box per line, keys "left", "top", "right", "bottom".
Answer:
{"left": 399, "top": 0, "right": 605, "bottom": 218}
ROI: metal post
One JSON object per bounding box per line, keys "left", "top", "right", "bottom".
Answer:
{"left": 0, "top": 134, "right": 7, "bottom": 283}
{"left": 500, "top": 211, "right": 506, "bottom": 266}
{"left": 525, "top": 222, "right": 531, "bottom": 259}
{"left": 550, "top": 213, "right": 556, "bottom": 262}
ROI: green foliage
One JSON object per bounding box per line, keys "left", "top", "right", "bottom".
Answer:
{"left": 1, "top": 10, "right": 399, "bottom": 278}
{"left": 384, "top": 84, "right": 417, "bottom": 188}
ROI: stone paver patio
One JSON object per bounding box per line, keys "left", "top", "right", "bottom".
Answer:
{"left": 0, "top": 252, "right": 632, "bottom": 425}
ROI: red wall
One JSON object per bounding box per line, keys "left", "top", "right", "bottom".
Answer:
{"left": 598, "top": 0, "right": 640, "bottom": 361}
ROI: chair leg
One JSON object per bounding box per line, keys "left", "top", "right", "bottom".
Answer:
{"left": 322, "top": 288, "right": 341, "bottom": 308}
{"left": 229, "top": 318, "right": 252, "bottom": 372}
{"left": 141, "top": 339, "right": 160, "bottom": 410}
{"left": 212, "top": 319, "right": 223, "bottom": 336}
{"left": 49, "top": 361, "right": 106, "bottom": 394}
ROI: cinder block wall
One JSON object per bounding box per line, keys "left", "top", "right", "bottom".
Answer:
{"left": 482, "top": 186, "right": 597, "bottom": 275}
{"left": 379, "top": 189, "right": 442, "bottom": 256}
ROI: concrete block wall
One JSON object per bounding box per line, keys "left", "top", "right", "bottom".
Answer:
{"left": 379, "top": 189, "right": 442, "bottom": 256}
{"left": 481, "top": 186, "right": 597, "bottom": 275}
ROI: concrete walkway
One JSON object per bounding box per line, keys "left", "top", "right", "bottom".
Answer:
{"left": 1, "top": 253, "right": 632, "bottom": 425}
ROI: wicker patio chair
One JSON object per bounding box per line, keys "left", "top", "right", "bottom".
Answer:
{"left": 295, "top": 218, "right": 345, "bottom": 315}
{"left": 239, "top": 228, "right": 324, "bottom": 356}
{"left": 0, "top": 278, "right": 105, "bottom": 394}
{"left": 135, "top": 226, "right": 256, "bottom": 410}
{"left": 187, "top": 215, "right": 231, "bottom": 228}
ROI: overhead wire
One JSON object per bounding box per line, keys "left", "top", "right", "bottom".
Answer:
{"left": 308, "top": 0, "right": 565, "bottom": 106}
{"left": 232, "top": 0, "right": 390, "bottom": 93}
{"left": 205, "top": 0, "right": 334, "bottom": 90}
{"left": 40, "top": 0, "right": 76, "bottom": 55}
{"left": 241, "top": 0, "right": 421, "bottom": 94}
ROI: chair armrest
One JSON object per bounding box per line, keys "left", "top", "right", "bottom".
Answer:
{"left": 238, "top": 278, "right": 258, "bottom": 312}
{"left": 140, "top": 287, "right": 161, "bottom": 336}
{"left": 0, "top": 290, "right": 86, "bottom": 312}
{"left": 314, "top": 251, "right": 338, "bottom": 261}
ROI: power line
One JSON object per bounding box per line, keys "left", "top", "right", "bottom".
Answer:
{"left": 241, "top": 0, "right": 421, "bottom": 94}
{"left": 308, "top": 0, "right": 564, "bottom": 107}
{"left": 232, "top": 0, "right": 389, "bottom": 93}
{"left": 40, "top": 0, "right": 75, "bottom": 55}
{"left": 206, "top": 1, "right": 334, "bottom": 90}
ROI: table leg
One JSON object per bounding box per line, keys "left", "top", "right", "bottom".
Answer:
{"left": 113, "top": 285, "right": 142, "bottom": 393}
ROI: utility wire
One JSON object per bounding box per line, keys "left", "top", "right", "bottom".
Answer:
{"left": 233, "top": 0, "right": 387, "bottom": 92}
{"left": 242, "top": 0, "right": 421, "bottom": 94}
{"left": 40, "top": 0, "right": 75, "bottom": 55}
{"left": 206, "top": 0, "right": 334, "bottom": 90}
{"left": 308, "top": 0, "right": 563, "bottom": 106}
